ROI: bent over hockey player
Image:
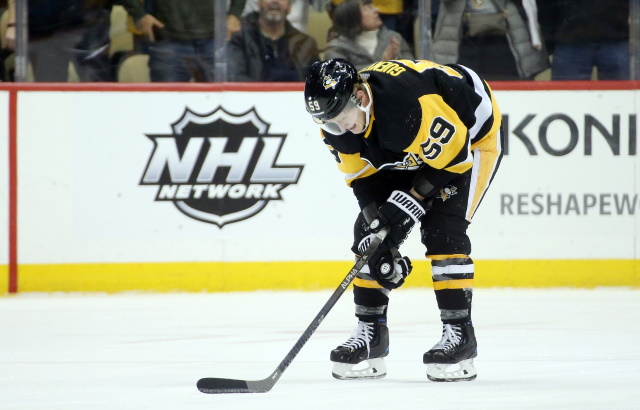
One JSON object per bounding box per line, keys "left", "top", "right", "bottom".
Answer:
{"left": 303, "top": 58, "right": 503, "bottom": 382}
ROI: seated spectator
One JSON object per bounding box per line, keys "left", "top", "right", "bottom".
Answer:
{"left": 228, "top": 0, "right": 320, "bottom": 82}
{"left": 324, "top": 0, "right": 413, "bottom": 71}
{"left": 117, "top": 0, "right": 247, "bottom": 82}
{"left": 431, "top": 0, "right": 549, "bottom": 81}
{"left": 538, "top": 0, "right": 630, "bottom": 81}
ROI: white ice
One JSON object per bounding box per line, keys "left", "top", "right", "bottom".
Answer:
{"left": 0, "top": 288, "right": 638, "bottom": 409}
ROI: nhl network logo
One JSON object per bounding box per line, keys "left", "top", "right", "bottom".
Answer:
{"left": 140, "top": 107, "right": 303, "bottom": 227}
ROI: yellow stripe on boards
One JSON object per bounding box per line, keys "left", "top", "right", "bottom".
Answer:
{"left": 0, "top": 265, "right": 7, "bottom": 292}
{"left": 16, "top": 261, "right": 355, "bottom": 293}
{"left": 2, "top": 259, "right": 638, "bottom": 294}
{"left": 473, "top": 259, "right": 639, "bottom": 288}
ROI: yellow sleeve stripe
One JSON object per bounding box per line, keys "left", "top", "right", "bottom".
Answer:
{"left": 329, "top": 149, "right": 378, "bottom": 186}
{"left": 334, "top": 152, "right": 366, "bottom": 175}
{"left": 343, "top": 161, "right": 379, "bottom": 185}
{"left": 353, "top": 278, "right": 385, "bottom": 289}
{"left": 433, "top": 279, "right": 474, "bottom": 290}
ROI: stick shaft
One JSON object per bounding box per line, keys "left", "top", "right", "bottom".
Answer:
{"left": 197, "top": 228, "right": 388, "bottom": 394}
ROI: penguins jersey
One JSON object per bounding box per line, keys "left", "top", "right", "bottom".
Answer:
{"left": 320, "top": 59, "right": 502, "bottom": 187}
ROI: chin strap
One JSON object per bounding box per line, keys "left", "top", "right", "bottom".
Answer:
{"left": 357, "top": 82, "right": 373, "bottom": 130}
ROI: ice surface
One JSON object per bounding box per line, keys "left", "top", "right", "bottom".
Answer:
{"left": 0, "top": 288, "right": 638, "bottom": 409}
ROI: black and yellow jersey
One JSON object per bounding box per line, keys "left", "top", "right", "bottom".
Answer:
{"left": 320, "top": 59, "right": 501, "bottom": 187}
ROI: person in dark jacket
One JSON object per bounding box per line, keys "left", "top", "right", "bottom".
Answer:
{"left": 118, "top": 0, "right": 247, "bottom": 82}
{"left": 227, "top": 0, "right": 320, "bottom": 82}
{"left": 538, "top": 0, "right": 630, "bottom": 80}
{"left": 5, "top": 0, "right": 116, "bottom": 81}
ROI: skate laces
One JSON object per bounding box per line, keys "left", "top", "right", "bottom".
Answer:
{"left": 434, "top": 324, "right": 462, "bottom": 352}
{"left": 341, "top": 321, "right": 374, "bottom": 353}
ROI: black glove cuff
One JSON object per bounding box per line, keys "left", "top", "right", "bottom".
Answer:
{"left": 412, "top": 171, "right": 437, "bottom": 199}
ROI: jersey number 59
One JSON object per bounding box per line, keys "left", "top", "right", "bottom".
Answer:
{"left": 421, "top": 117, "right": 455, "bottom": 160}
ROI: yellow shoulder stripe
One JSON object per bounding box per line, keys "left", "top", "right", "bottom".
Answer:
{"left": 396, "top": 60, "right": 463, "bottom": 78}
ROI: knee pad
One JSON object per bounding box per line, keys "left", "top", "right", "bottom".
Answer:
{"left": 420, "top": 214, "right": 471, "bottom": 256}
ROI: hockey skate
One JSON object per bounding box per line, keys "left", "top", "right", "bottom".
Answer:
{"left": 330, "top": 319, "right": 389, "bottom": 380}
{"left": 423, "top": 321, "right": 478, "bottom": 382}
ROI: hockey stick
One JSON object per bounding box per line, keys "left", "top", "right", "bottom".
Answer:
{"left": 196, "top": 227, "right": 388, "bottom": 394}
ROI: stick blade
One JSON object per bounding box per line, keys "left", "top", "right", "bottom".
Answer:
{"left": 197, "top": 377, "right": 273, "bottom": 394}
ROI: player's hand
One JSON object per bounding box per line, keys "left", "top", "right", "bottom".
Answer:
{"left": 371, "top": 253, "right": 412, "bottom": 289}
{"left": 369, "top": 190, "right": 426, "bottom": 249}
{"left": 354, "top": 228, "right": 412, "bottom": 290}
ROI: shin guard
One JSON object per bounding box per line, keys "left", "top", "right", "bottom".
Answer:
{"left": 429, "top": 256, "right": 474, "bottom": 323}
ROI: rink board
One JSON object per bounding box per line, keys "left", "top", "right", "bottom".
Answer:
{"left": 0, "top": 91, "right": 9, "bottom": 292}
{"left": 1, "top": 83, "right": 639, "bottom": 292}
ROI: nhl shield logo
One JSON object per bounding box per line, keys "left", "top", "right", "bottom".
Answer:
{"left": 140, "top": 107, "right": 303, "bottom": 227}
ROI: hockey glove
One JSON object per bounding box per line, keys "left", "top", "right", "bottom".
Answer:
{"left": 368, "top": 190, "right": 426, "bottom": 249}
{"left": 355, "top": 232, "right": 413, "bottom": 290}
{"left": 351, "top": 211, "right": 371, "bottom": 255}
{"left": 372, "top": 253, "right": 412, "bottom": 290}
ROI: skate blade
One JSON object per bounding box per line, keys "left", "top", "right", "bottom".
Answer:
{"left": 332, "top": 358, "right": 387, "bottom": 380}
{"left": 426, "top": 359, "right": 477, "bottom": 382}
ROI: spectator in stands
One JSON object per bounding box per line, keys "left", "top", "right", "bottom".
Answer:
{"left": 371, "top": 0, "right": 418, "bottom": 48}
{"left": 117, "top": 0, "right": 247, "bottom": 82}
{"left": 227, "top": 0, "right": 320, "bottom": 81}
{"left": 431, "top": 0, "right": 549, "bottom": 81}
{"left": 372, "top": 0, "right": 402, "bottom": 32}
{"left": 538, "top": 0, "right": 630, "bottom": 81}
{"left": 243, "top": 0, "right": 313, "bottom": 33}
{"left": 4, "top": 0, "right": 117, "bottom": 81}
{"left": 324, "top": 0, "right": 413, "bottom": 71}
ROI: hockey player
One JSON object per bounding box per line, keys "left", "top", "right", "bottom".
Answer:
{"left": 303, "top": 58, "right": 503, "bottom": 381}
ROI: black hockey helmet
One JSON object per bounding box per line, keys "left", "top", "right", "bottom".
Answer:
{"left": 304, "top": 58, "right": 359, "bottom": 123}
